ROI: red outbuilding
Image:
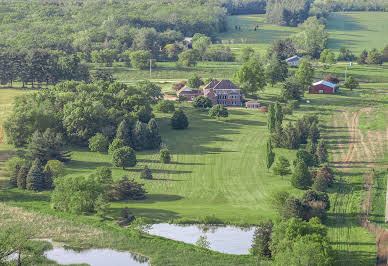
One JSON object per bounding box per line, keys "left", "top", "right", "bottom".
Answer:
{"left": 309, "top": 80, "right": 337, "bottom": 94}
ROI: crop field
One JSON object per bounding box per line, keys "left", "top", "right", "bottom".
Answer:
{"left": 327, "top": 12, "right": 388, "bottom": 54}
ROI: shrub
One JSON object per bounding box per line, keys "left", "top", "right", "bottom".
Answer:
{"left": 171, "top": 109, "right": 189, "bottom": 129}
{"left": 160, "top": 148, "right": 171, "bottom": 164}
{"left": 208, "top": 104, "right": 228, "bottom": 119}
{"left": 92, "top": 166, "right": 113, "bottom": 184}
{"left": 88, "top": 133, "right": 109, "bottom": 152}
{"left": 141, "top": 166, "right": 153, "bottom": 180}
{"left": 193, "top": 96, "right": 213, "bottom": 108}
{"left": 112, "top": 146, "right": 137, "bottom": 169}
{"left": 107, "top": 176, "right": 146, "bottom": 200}
{"left": 155, "top": 100, "right": 175, "bottom": 113}
{"left": 108, "top": 138, "right": 125, "bottom": 155}
{"left": 44, "top": 160, "right": 65, "bottom": 180}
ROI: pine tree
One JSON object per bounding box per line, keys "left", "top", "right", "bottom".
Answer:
{"left": 283, "top": 122, "right": 299, "bottom": 149}
{"left": 43, "top": 164, "right": 54, "bottom": 189}
{"left": 265, "top": 139, "right": 275, "bottom": 171}
{"left": 133, "top": 121, "right": 148, "bottom": 151}
{"left": 267, "top": 104, "right": 276, "bottom": 132}
{"left": 291, "top": 161, "right": 312, "bottom": 190}
{"left": 26, "top": 159, "right": 45, "bottom": 191}
{"left": 141, "top": 166, "right": 153, "bottom": 180}
{"left": 274, "top": 101, "right": 283, "bottom": 127}
{"left": 9, "top": 165, "right": 20, "bottom": 187}
{"left": 309, "top": 122, "right": 320, "bottom": 144}
{"left": 171, "top": 109, "right": 189, "bottom": 129}
{"left": 116, "top": 120, "right": 133, "bottom": 147}
{"left": 316, "top": 141, "right": 328, "bottom": 164}
{"left": 271, "top": 123, "right": 284, "bottom": 148}
{"left": 147, "top": 118, "right": 162, "bottom": 149}
{"left": 17, "top": 166, "right": 29, "bottom": 189}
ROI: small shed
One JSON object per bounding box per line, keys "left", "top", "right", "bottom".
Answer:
{"left": 285, "top": 55, "right": 301, "bottom": 65}
{"left": 246, "top": 101, "right": 260, "bottom": 109}
{"left": 309, "top": 80, "right": 336, "bottom": 94}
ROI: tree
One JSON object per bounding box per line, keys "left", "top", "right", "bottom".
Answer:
{"left": 267, "top": 104, "right": 276, "bottom": 132}
{"left": 309, "top": 122, "right": 320, "bottom": 144}
{"left": 283, "top": 122, "right": 300, "bottom": 149}
{"left": 319, "top": 49, "right": 336, "bottom": 65}
{"left": 178, "top": 49, "right": 200, "bottom": 67}
{"left": 108, "top": 138, "right": 125, "bottom": 155}
{"left": 88, "top": 133, "right": 109, "bottom": 152}
{"left": 239, "top": 47, "right": 255, "bottom": 62}
{"left": 316, "top": 141, "right": 328, "bottom": 164}
{"left": 44, "top": 160, "right": 65, "bottom": 180}
{"left": 272, "top": 156, "right": 291, "bottom": 178}
{"left": 265, "top": 54, "right": 288, "bottom": 86}
{"left": 312, "top": 175, "right": 329, "bottom": 192}
{"left": 95, "top": 194, "right": 110, "bottom": 219}
{"left": 27, "top": 128, "right": 70, "bottom": 163}
{"left": 156, "top": 100, "right": 175, "bottom": 113}
{"left": 192, "top": 34, "right": 211, "bottom": 60}
{"left": 268, "top": 39, "right": 296, "bottom": 60}
{"left": 316, "top": 165, "right": 334, "bottom": 187}
{"left": 250, "top": 220, "right": 273, "bottom": 258}
{"left": 92, "top": 166, "right": 113, "bottom": 184}
{"left": 367, "top": 48, "right": 383, "bottom": 65}
{"left": 337, "top": 47, "right": 355, "bottom": 61}
{"left": 280, "top": 77, "right": 304, "bottom": 101}
{"left": 187, "top": 75, "right": 204, "bottom": 88}
{"left": 193, "top": 96, "right": 212, "bottom": 108}
{"left": 160, "top": 148, "right": 171, "bottom": 164}
{"left": 147, "top": 118, "right": 162, "bottom": 149}
{"left": 135, "top": 80, "right": 163, "bottom": 104}
{"left": 358, "top": 49, "right": 368, "bottom": 64}
{"left": 51, "top": 175, "right": 104, "bottom": 214}
{"left": 291, "top": 160, "right": 312, "bottom": 190}
{"left": 90, "top": 49, "right": 117, "bottom": 67}
{"left": 269, "top": 190, "right": 290, "bottom": 212}
{"left": 107, "top": 176, "right": 146, "bottom": 200}
{"left": 133, "top": 121, "right": 149, "bottom": 150}
{"left": 383, "top": 45, "right": 388, "bottom": 62}
{"left": 17, "top": 166, "right": 29, "bottom": 189}
{"left": 208, "top": 104, "right": 228, "bottom": 119}
{"left": 295, "top": 150, "right": 315, "bottom": 167}
{"left": 116, "top": 120, "right": 134, "bottom": 148}
{"left": 26, "top": 159, "right": 46, "bottom": 191}
{"left": 112, "top": 146, "right": 137, "bottom": 169}
{"left": 344, "top": 76, "right": 359, "bottom": 91}
{"left": 233, "top": 59, "right": 266, "bottom": 95}
{"left": 265, "top": 138, "right": 275, "bottom": 171}
{"left": 129, "top": 50, "right": 153, "bottom": 70}
{"left": 280, "top": 197, "right": 305, "bottom": 219}
{"left": 274, "top": 102, "right": 283, "bottom": 127}
{"left": 141, "top": 165, "right": 153, "bottom": 180}
{"left": 324, "top": 74, "right": 340, "bottom": 84}
{"left": 302, "top": 190, "right": 330, "bottom": 220}
{"left": 171, "top": 109, "right": 189, "bottom": 129}
{"left": 295, "top": 60, "right": 314, "bottom": 92}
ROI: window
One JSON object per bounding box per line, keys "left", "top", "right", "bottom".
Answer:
{"left": 191, "top": 96, "right": 194, "bottom": 100}
{"left": 319, "top": 90, "right": 323, "bottom": 94}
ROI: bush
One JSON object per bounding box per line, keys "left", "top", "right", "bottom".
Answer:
{"left": 107, "top": 176, "right": 146, "bottom": 200}
{"left": 155, "top": 100, "right": 175, "bottom": 113}
{"left": 171, "top": 109, "right": 189, "bottom": 129}
{"left": 193, "top": 96, "right": 212, "bottom": 108}
{"left": 208, "top": 104, "right": 228, "bottom": 119}
{"left": 141, "top": 166, "right": 153, "bottom": 180}
{"left": 92, "top": 166, "right": 113, "bottom": 184}
{"left": 108, "top": 138, "right": 125, "bottom": 155}
{"left": 160, "top": 148, "right": 171, "bottom": 164}
{"left": 112, "top": 146, "right": 137, "bottom": 169}
{"left": 88, "top": 133, "right": 109, "bottom": 152}
{"left": 44, "top": 160, "right": 65, "bottom": 180}
{"left": 51, "top": 175, "right": 104, "bottom": 214}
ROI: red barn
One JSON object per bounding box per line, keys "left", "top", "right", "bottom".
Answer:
{"left": 309, "top": 80, "right": 336, "bottom": 94}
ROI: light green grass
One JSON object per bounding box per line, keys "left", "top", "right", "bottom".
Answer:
{"left": 327, "top": 12, "right": 388, "bottom": 54}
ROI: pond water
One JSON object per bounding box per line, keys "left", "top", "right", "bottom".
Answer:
{"left": 148, "top": 223, "right": 256, "bottom": 255}
{"left": 44, "top": 244, "right": 149, "bottom": 266}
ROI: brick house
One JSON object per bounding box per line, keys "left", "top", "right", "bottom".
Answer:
{"left": 177, "top": 86, "right": 202, "bottom": 100}
{"left": 309, "top": 80, "right": 336, "bottom": 94}
{"left": 203, "top": 80, "right": 244, "bottom": 107}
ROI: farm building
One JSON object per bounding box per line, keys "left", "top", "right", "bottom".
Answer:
{"left": 285, "top": 55, "right": 301, "bottom": 65}
{"left": 246, "top": 101, "right": 260, "bottom": 109}
{"left": 203, "top": 80, "right": 244, "bottom": 107}
{"left": 309, "top": 80, "right": 337, "bottom": 94}
{"left": 177, "top": 86, "right": 202, "bottom": 100}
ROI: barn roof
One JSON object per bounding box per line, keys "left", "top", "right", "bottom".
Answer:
{"left": 286, "top": 55, "right": 300, "bottom": 62}
{"left": 313, "top": 80, "right": 336, "bottom": 88}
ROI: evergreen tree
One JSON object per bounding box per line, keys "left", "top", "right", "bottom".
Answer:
{"left": 358, "top": 49, "right": 368, "bottom": 64}
{"left": 43, "top": 164, "right": 54, "bottom": 189}
{"left": 26, "top": 159, "right": 45, "bottom": 191}
{"left": 141, "top": 166, "right": 153, "bottom": 180}
{"left": 291, "top": 161, "right": 312, "bottom": 190}
{"left": 307, "top": 139, "right": 319, "bottom": 166}
{"left": 308, "top": 122, "right": 320, "bottom": 144}
{"left": 171, "top": 109, "right": 189, "bottom": 129}
{"left": 272, "top": 156, "right": 291, "bottom": 179}
{"left": 265, "top": 139, "right": 275, "bottom": 171}
{"left": 133, "top": 121, "right": 148, "bottom": 151}
{"left": 251, "top": 220, "right": 273, "bottom": 258}
{"left": 280, "top": 197, "right": 305, "bottom": 219}
{"left": 271, "top": 123, "right": 284, "bottom": 148}
{"left": 147, "top": 118, "right": 162, "bottom": 149}
{"left": 316, "top": 165, "right": 334, "bottom": 187}
{"left": 316, "top": 141, "right": 328, "bottom": 164}
{"left": 274, "top": 102, "right": 283, "bottom": 128}
{"left": 265, "top": 54, "right": 288, "bottom": 86}
{"left": 312, "top": 176, "right": 329, "bottom": 192}
{"left": 267, "top": 104, "right": 276, "bottom": 133}
{"left": 283, "top": 122, "right": 299, "bottom": 149}
{"left": 112, "top": 146, "right": 137, "bottom": 169}
{"left": 116, "top": 120, "right": 133, "bottom": 147}
{"left": 160, "top": 148, "right": 171, "bottom": 164}
{"left": 294, "top": 150, "right": 315, "bottom": 167}
{"left": 9, "top": 164, "right": 20, "bottom": 188}
{"left": 17, "top": 166, "right": 29, "bottom": 189}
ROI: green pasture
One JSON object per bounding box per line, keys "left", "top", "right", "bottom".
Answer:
{"left": 327, "top": 12, "right": 388, "bottom": 54}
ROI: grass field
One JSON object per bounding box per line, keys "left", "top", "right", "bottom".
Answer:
{"left": 327, "top": 12, "right": 388, "bottom": 54}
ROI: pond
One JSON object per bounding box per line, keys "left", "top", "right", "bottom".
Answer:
{"left": 148, "top": 223, "right": 256, "bottom": 255}
{"left": 44, "top": 240, "right": 149, "bottom": 266}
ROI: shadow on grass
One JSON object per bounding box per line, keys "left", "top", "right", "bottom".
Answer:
{"left": 0, "top": 188, "right": 50, "bottom": 203}
{"left": 125, "top": 168, "right": 192, "bottom": 175}
{"left": 137, "top": 159, "right": 204, "bottom": 166}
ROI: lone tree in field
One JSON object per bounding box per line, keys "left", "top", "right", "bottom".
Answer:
{"left": 272, "top": 156, "right": 291, "bottom": 179}
{"left": 208, "top": 104, "right": 228, "bottom": 119}
{"left": 233, "top": 59, "right": 266, "bottom": 95}
{"left": 193, "top": 96, "right": 212, "bottom": 108}
{"left": 267, "top": 104, "right": 276, "bottom": 132}
{"left": 171, "top": 109, "right": 189, "bottom": 129}
{"left": 26, "top": 159, "right": 45, "bottom": 191}
{"left": 160, "top": 148, "right": 171, "bottom": 164}
{"left": 291, "top": 160, "right": 312, "bottom": 190}
{"left": 265, "top": 138, "right": 275, "bottom": 171}
{"left": 112, "top": 146, "right": 137, "bottom": 169}
{"left": 343, "top": 76, "right": 359, "bottom": 91}
{"left": 141, "top": 166, "right": 153, "bottom": 180}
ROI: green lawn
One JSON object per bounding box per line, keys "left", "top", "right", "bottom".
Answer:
{"left": 327, "top": 12, "right": 388, "bottom": 54}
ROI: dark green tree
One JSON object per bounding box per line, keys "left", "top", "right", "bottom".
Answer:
{"left": 266, "top": 138, "right": 275, "bottom": 171}
{"left": 251, "top": 220, "right": 273, "bottom": 258}
{"left": 26, "top": 159, "right": 45, "bottom": 191}
{"left": 358, "top": 49, "right": 368, "bottom": 64}
{"left": 272, "top": 156, "right": 291, "bottom": 179}
{"left": 267, "top": 104, "right": 276, "bottom": 132}
{"left": 308, "top": 122, "right": 320, "bottom": 144}
{"left": 193, "top": 96, "right": 212, "bottom": 108}
{"left": 108, "top": 138, "right": 125, "bottom": 155}
{"left": 187, "top": 75, "right": 204, "bottom": 88}
{"left": 147, "top": 118, "right": 162, "bottom": 149}
{"left": 343, "top": 76, "right": 359, "bottom": 91}
{"left": 280, "top": 77, "right": 304, "bottom": 102}
{"left": 133, "top": 121, "right": 148, "bottom": 151}
{"left": 155, "top": 100, "right": 175, "bottom": 113}
{"left": 17, "top": 166, "right": 29, "bottom": 189}
{"left": 274, "top": 102, "right": 283, "bottom": 127}
{"left": 171, "top": 109, "right": 189, "bottom": 129}
{"left": 160, "top": 148, "right": 171, "bottom": 164}
{"left": 265, "top": 54, "right": 288, "bottom": 86}
{"left": 107, "top": 176, "right": 146, "bottom": 200}
{"left": 141, "top": 166, "right": 153, "bottom": 180}
{"left": 112, "top": 146, "right": 137, "bottom": 169}
{"left": 116, "top": 120, "right": 133, "bottom": 148}
{"left": 208, "top": 104, "right": 228, "bottom": 119}
{"left": 316, "top": 141, "right": 328, "bottom": 164}
{"left": 291, "top": 160, "right": 312, "bottom": 190}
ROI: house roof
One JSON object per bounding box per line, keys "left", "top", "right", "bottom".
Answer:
{"left": 313, "top": 80, "right": 336, "bottom": 88}
{"left": 246, "top": 100, "right": 259, "bottom": 104}
{"left": 286, "top": 55, "right": 300, "bottom": 62}
{"left": 213, "top": 80, "right": 239, "bottom": 90}
{"left": 177, "top": 86, "right": 201, "bottom": 95}
{"left": 203, "top": 80, "right": 219, "bottom": 90}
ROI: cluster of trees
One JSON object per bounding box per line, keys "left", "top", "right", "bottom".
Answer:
{"left": 358, "top": 48, "right": 384, "bottom": 65}
{"left": 311, "top": 0, "right": 388, "bottom": 13}
{"left": 220, "top": 0, "right": 266, "bottom": 15}
{"left": 0, "top": 49, "right": 89, "bottom": 87}
{"left": 265, "top": 0, "right": 311, "bottom": 26}
{"left": 52, "top": 166, "right": 146, "bottom": 215}
{"left": 4, "top": 80, "right": 162, "bottom": 147}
